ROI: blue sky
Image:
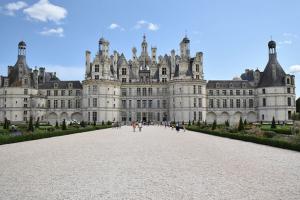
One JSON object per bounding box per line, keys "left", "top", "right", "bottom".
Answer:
{"left": 0, "top": 0, "right": 299, "bottom": 95}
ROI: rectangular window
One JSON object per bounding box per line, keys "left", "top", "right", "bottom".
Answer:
{"left": 24, "top": 89, "right": 28, "bottom": 95}
{"left": 222, "top": 90, "right": 226, "bottom": 95}
{"left": 54, "top": 100, "right": 58, "bottom": 108}
{"left": 236, "top": 90, "right": 240, "bottom": 95}
{"left": 24, "top": 104, "right": 27, "bottom": 108}
{"left": 193, "top": 85, "right": 196, "bottom": 94}
{"left": 162, "top": 68, "right": 167, "bottom": 75}
{"left": 76, "top": 100, "right": 80, "bottom": 108}
{"left": 243, "top": 90, "right": 246, "bottom": 95}
{"left": 198, "top": 98, "right": 202, "bottom": 107}
{"left": 223, "top": 99, "right": 227, "bottom": 108}
{"left": 61, "top": 90, "right": 65, "bottom": 96}
{"left": 194, "top": 98, "right": 197, "bottom": 107}
{"left": 194, "top": 111, "right": 197, "bottom": 121}
{"left": 157, "top": 100, "right": 160, "bottom": 108}
{"left": 61, "top": 100, "right": 65, "bottom": 108}
{"left": 162, "top": 78, "right": 167, "bottom": 83}
{"left": 54, "top": 90, "right": 58, "bottom": 96}
{"left": 209, "top": 99, "right": 214, "bottom": 108}
{"left": 121, "top": 88, "right": 127, "bottom": 96}
{"left": 68, "top": 100, "right": 72, "bottom": 108}
{"left": 137, "top": 88, "right": 141, "bottom": 96}
{"left": 149, "top": 100, "right": 152, "bottom": 108}
{"left": 142, "top": 88, "right": 147, "bottom": 96}
{"left": 249, "top": 99, "right": 254, "bottom": 108}
{"left": 69, "top": 90, "right": 73, "bottom": 96}
{"left": 93, "top": 98, "right": 97, "bottom": 107}
{"left": 249, "top": 90, "right": 253, "bottom": 95}
{"left": 142, "top": 100, "right": 147, "bottom": 108}
{"left": 122, "top": 68, "right": 127, "bottom": 75}
{"left": 92, "top": 112, "right": 97, "bottom": 122}
{"left": 148, "top": 88, "right": 153, "bottom": 96}
{"left": 47, "top": 100, "right": 51, "bottom": 108}
{"left": 287, "top": 88, "right": 291, "bottom": 94}
{"left": 217, "top": 99, "right": 220, "bottom": 108}
{"left": 288, "top": 111, "right": 292, "bottom": 120}
{"left": 93, "top": 85, "right": 97, "bottom": 94}
{"left": 216, "top": 90, "right": 220, "bottom": 96}
{"left": 95, "top": 75, "right": 99, "bottom": 80}
{"left": 162, "top": 100, "right": 167, "bottom": 109}
{"left": 95, "top": 65, "right": 99, "bottom": 72}
{"left": 288, "top": 97, "right": 291, "bottom": 106}
{"left": 122, "top": 100, "right": 126, "bottom": 108}
{"left": 262, "top": 89, "right": 266, "bottom": 94}
{"left": 88, "top": 112, "right": 90, "bottom": 122}
{"left": 122, "top": 78, "right": 126, "bottom": 83}
{"left": 230, "top": 99, "right": 234, "bottom": 108}
{"left": 198, "top": 86, "right": 202, "bottom": 94}
{"left": 137, "top": 100, "right": 141, "bottom": 108}
{"left": 199, "top": 111, "right": 202, "bottom": 121}
{"left": 263, "top": 98, "right": 266, "bottom": 107}
{"left": 236, "top": 99, "right": 241, "bottom": 108}
{"left": 196, "top": 64, "right": 199, "bottom": 72}
{"left": 24, "top": 98, "right": 28, "bottom": 102}
{"left": 209, "top": 90, "right": 213, "bottom": 95}
{"left": 230, "top": 90, "right": 233, "bottom": 95}
{"left": 47, "top": 90, "right": 51, "bottom": 96}
{"left": 129, "top": 100, "right": 132, "bottom": 108}
{"left": 157, "top": 113, "right": 160, "bottom": 121}
{"left": 243, "top": 99, "right": 246, "bottom": 108}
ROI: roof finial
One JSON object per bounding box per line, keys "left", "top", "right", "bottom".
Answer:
{"left": 185, "top": 29, "right": 187, "bottom": 38}
{"left": 143, "top": 33, "right": 146, "bottom": 41}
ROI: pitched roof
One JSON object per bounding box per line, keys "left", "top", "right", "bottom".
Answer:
{"left": 39, "top": 81, "right": 82, "bottom": 89}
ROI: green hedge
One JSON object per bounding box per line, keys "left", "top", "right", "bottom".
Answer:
{"left": 0, "top": 125, "right": 111, "bottom": 145}
{"left": 260, "top": 127, "right": 291, "bottom": 135}
{"left": 187, "top": 126, "right": 300, "bottom": 152}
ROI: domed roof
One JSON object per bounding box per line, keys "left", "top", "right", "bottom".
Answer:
{"left": 99, "top": 37, "right": 106, "bottom": 44}
{"left": 268, "top": 40, "right": 276, "bottom": 49}
{"left": 182, "top": 36, "right": 190, "bottom": 43}
{"left": 18, "top": 41, "right": 26, "bottom": 47}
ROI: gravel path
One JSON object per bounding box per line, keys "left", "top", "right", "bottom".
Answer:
{"left": 0, "top": 126, "right": 300, "bottom": 200}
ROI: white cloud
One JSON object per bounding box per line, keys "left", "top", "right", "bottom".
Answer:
{"left": 148, "top": 23, "right": 159, "bottom": 31}
{"left": 45, "top": 65, "right": 84, "bottom": 80}
{"left": 108, "top": 23, "right": 125, "bottom": 31}
{"left": 134, "top": 20, "right": 159, "bottom": 31}
{"left": 4, "top": 1, "right": 27, "bottom": 16}
{"left": 40, "top": 27, "right": 64, "bottom": 37}
{"left": 289, "top": 65, "right": 300, "bottom": 74}
{"left": 23, "top": 0, "right": 67, "bottom": 23}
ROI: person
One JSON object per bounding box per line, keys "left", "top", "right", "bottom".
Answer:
{"left": 132, "top": 121, "right": 136, "bottom": 132}
{"left": 176, "top": 122, "right": 179, "bottom": 132}
{"left": 183, "top": 122, "right": 186, "bottom": 132}
{"left": 138, "top": 121, "right": 142, "bottom": 132}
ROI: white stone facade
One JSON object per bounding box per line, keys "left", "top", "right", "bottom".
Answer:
{"left": 0, "top": 38, "right": 296, "bottom": 125}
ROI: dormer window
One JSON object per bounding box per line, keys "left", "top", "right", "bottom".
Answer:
{"left": 54, "top": 83, "right": 58, "bottom": 89}
{"left": 287, "top": 78, "right": 290, "bottom": 84}
{"left": 68, "top": 83, "right": 73, "bottom": 88}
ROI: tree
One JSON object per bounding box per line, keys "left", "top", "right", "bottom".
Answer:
{"left": 271, "top": 116, "right": 276, "bottom": 129}
{"left": 35, "top": 117, "right": 40, "bottom": 128}
{"left": 62, "top": 119, "right": 67, "bottom": 130}
{"left": 244, "top": 119, "right": 247, "bottom": 126}
{"left": 94, "top": 120, "right": 97, "bottom": 126}
{"left": 55, "top": 121, "right": 59, "bottom": 129}
{"left": 212, "top": 120, "right": 217, "bottom": 130}
{"left": 296, "top": 97, "right": 300, "bottom": 113}
{"left": 238, "top": 117, "right": 244, "bottom": 131}
{"left": 188, "top": 120, "right": 191, "bottom": 126}
{"left": 80, "top": 121, "right": 86, "bottom": 127}
{"left": 27, "top": 116, "right": 34, "bottom": 132}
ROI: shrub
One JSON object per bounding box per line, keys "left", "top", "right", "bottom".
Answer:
{"left": 94, "top": 121, "right": 97, "bottom": 126}
{"left": 188, "top": 120, "right": 191, "bottom": 126}
{"left": 107, "top": 121, "right": 112, "bottom": 126}
{"left": 225, "top": 120, "right": 230, "bottom": 127}
{"left": 35, "top": 117, "right": 40, "bottom": 128}
{"left": 80, "top": 121, "right": 86, "bottom": 127}
{"left": 263, "top": 131, "right": 276, "bottom": 138}
{"left": 244, "top": 119, "right": 247, "bottom": 126}
{"left": 55, "top": 121, "right": 59, "bottom": 129}
{"left": 102, "top": 120, "right": 104, "bottom": 126}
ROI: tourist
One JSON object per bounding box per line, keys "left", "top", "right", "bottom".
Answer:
{"left": 138, "top": 121, "right": 142, "bottom": 132}
{"left": 132, "top": 121, "right": 136, "bottom": 132}
{"left": 183, "top": 122, "right": 186, "bottom": 132}
{"left": 176, "top": 122, "right": 180, "bottom": 132}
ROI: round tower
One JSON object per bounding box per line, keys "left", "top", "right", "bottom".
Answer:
{"left": 18, "top": 41, "right": 26, "bottom": 56}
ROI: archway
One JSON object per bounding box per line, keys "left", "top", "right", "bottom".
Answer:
{"left": 219, "top": 112, "right": 230, "bottom": 124}
{"left": 206, "top": 112, "right": 217, "bottom": 124}
{"left": 247, "top": 111, "right": 257, "bottom": 123}
{"left": 48, "top": 112, "right": 58, "bottom": 125}
{"left": 71, "top": 112, "right": 83, "bottom": 122}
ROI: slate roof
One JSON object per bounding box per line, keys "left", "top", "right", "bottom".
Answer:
{"left": 39, "top": 81, "right": 82, "bottom": 89}
{"left": 207, "top": 80, "right": 254, "bottom": 89}
{"left": 258, "top": 53, "right": 286, "bottom": 87}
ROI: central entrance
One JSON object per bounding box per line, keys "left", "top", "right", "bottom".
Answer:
{"left": 142, "top": 112, "right": 147, "bottom": 122}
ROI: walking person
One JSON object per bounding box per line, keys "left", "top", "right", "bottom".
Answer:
{"left": 182, "top": 121, "right": 186, "bottom": 132}
{"left": 138, "top": 121, "right": 142, "bottom": 132}
{"left": 132, "top": 121, "right": 136, "bottom": 132}
{"left": 176, "top": 122, "right": 180, "bottom": 132}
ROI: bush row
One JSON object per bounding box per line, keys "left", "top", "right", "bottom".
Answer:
{"left": 187, "top": 126, "right": 300, "bottom": 152}
{"left": 260, "top": 127, "right": 292, "bottom": 135}
{"left": 0, "top": 125, "right": 111, "bottom": 145}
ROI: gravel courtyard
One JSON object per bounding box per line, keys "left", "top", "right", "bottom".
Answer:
{"left": 0, "top": 126, "right": 300, "bottom": 200}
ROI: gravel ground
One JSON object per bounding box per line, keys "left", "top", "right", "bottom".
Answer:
{"left": 0, "top": 126, "right": 300, "bottom": 200}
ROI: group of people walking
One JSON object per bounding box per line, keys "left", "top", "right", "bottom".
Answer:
{"left": 131, "top": 121, "right": 143, "bottom": 132}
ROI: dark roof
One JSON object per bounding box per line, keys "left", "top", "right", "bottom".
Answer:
{"left": 18, "top": 41, "right": 26, "bottom": 47}
{"left": 207, "top": 80, "right": 254, "bottom": 89}
{"left": 39, "top": 81, "right": 82, "bottom": 89}
{"left": 181, "top": 36, "right": 190, "bottom": 43}
{"left": 258, "top": 53, "right": 286, "bottom": 87}
{"left": 268, "top": 40, "right": 276, "bottom": 49}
